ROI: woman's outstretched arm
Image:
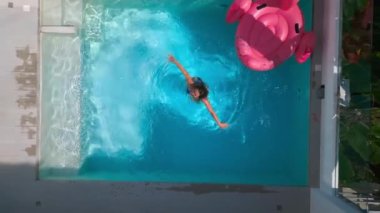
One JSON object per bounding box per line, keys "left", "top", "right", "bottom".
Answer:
{"left": 168, "top": 55, "right": 193, "bottom": 85}
{"left": 202, "top": 98, "right": 229, "bottom": 129}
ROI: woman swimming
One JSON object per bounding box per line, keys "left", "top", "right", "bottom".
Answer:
{"left": 168, "top": 55, "right": 229, "bottom": 129}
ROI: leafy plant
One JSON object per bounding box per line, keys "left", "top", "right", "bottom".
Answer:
{"left": 343, "top": 0, "right": 368, "bottom": 32}
{"left": 339, "top": 108, "right": 380, "bottom": 184}
{"left": 342, "top": 0, "right": 372, "bottom": 64}
{"left": 339, "top": 0, "right": 380, "bottom": 185}
{"left": 375, "top": 51, "right": 380, "bottom": 59}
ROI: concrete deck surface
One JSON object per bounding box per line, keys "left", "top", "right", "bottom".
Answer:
{"left": 0, "top": 1, "right": 38, "bottom": 165}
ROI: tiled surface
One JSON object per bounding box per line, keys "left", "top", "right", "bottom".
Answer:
{"left": 40, "top": 0, "right": 62, "bottom": 25}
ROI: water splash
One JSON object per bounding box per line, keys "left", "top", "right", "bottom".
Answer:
{"left": 81, "top": 7, "right": 248, "bottom": 158}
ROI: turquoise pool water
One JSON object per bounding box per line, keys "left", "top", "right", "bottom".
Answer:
{"left": 43, "top": 0, "right": 312, "bottom": 185}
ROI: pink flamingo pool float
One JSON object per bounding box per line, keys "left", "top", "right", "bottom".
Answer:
{"left": 226, "top": 0, "right": 316, "bottom": 71}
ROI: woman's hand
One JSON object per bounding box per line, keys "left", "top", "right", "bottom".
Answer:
{"left": 202, "top": 99, "right": 229, "bottom": 130}
{"left": 218, "top": 123, "right": 229, "bottom": 129}
{"left": 168, "top": 55, "right": 176, "bottom": 63}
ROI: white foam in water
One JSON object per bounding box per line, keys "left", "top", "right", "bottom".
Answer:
{"left": 83, "top": 7, "right": 246, "bottom": 157}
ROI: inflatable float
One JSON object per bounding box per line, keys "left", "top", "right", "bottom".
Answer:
{"left": 226, "top": 0, "right": 316, "bottom": 71}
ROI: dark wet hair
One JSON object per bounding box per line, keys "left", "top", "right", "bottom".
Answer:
{"left": 190, "top": 77, "right": 209, "bottom": 101}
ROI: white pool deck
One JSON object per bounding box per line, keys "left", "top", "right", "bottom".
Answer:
{"left": 0, "top": 0, "right": 363, "bottom": 212}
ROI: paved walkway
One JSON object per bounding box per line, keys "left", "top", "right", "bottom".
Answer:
{"left": 0, "top": 0, "right": 38, "bottom": 165}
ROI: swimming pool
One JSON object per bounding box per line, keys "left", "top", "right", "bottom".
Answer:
{"left": 40, "top": 0, "right": 312, "bottom": 186}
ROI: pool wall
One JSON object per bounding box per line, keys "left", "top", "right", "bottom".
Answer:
{"left": 311, "top": 0, "right": 361, "bottom": 212}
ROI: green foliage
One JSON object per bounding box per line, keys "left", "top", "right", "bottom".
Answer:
{"left": 339, "top": 0, "right": 380, "bottom": 186}
{"left": 375, "top": 51, "right": 380, "bottom": 59}
{"left": 339, "top": 148, "right": 355, "bottom": 182}
{"left": 342, "top": 61, "right": 371, "bottom": 93}
{"left": 340, "top": 108, "right": 380, "bottom": 184}
{"left": 342, "top": 0, "right": 372, "bottom": 63}
{"left": 346, "top": 123, "right": 370, "bottom": 161}
{"left": 373, "top": 78, "right": 380, "bottom": 105}
{"left": 343, "top": 0, "right": 368, "bottom": 32}
{"left": 370, "top": 143, "right": 380, "bottom": 164}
